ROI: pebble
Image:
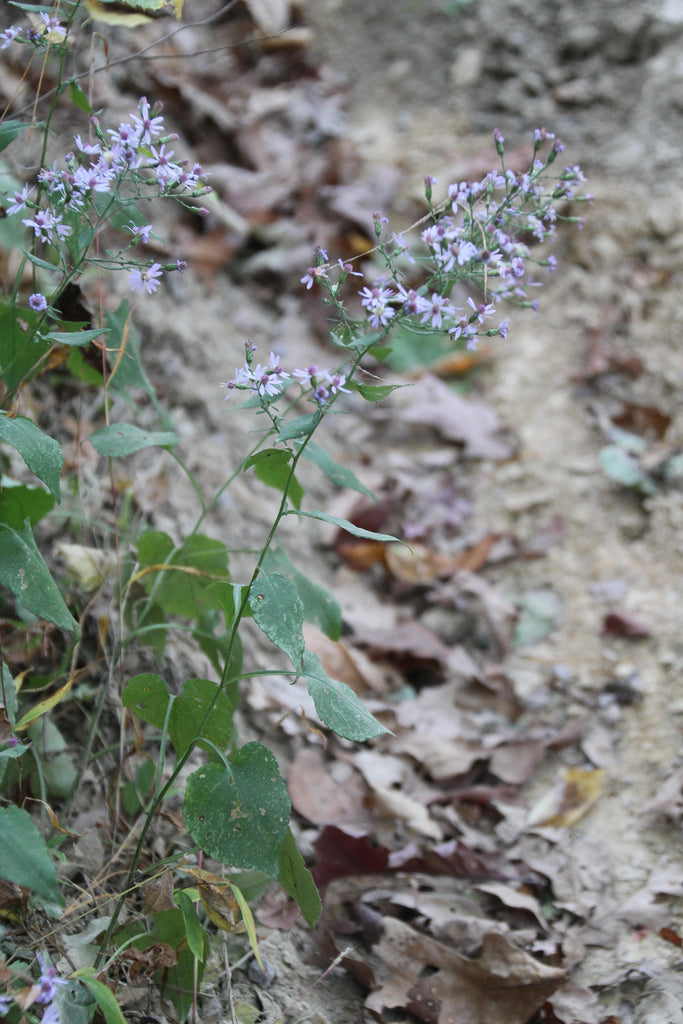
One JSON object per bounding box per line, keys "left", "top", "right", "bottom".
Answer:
{"left": 248, "top": 958, "right": 277, "bottom": 989}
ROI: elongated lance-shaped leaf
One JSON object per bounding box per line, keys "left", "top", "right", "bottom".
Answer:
{"left": 89, "top": 423, "right": 179, "bottom": 456}
{"left": 302, "top": 441, "right": 376, "bottom": 500}
{"left": 0, "top": 521, "right": 77, "bottom": 632}
{"left": 263, "top": 545, "right": 342, "bottom": 640}
{"left": 303, "top": 651, "right": 390, "bottom": 741}
{"left": 0, "top": 805, "right": 63, "bottom": 904}
{"left": 288, "top": 508, "right": 405, "bottom": 545}
{"left": 279, "top": 828, "right": 321, "bottom": 928}
{"left": 250, "top": 573, "right": 305, "bottom": 668}
{"left": 0, "top": 413, "right": 62, "bottom": 500}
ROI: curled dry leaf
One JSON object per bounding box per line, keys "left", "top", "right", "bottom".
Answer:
{"left": 366, "top": 916, "right": 565, "bottom": 1024}
{"left": 527, "top": 768, "right": 606, "bottom": 828}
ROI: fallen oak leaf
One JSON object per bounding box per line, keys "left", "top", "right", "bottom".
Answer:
{"left": 366, "top": 917, "right": 565, "bottom": 1024}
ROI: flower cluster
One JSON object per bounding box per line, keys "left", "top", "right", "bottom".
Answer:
{"left": 220, "top": 346, "right": 350, "bottom": 407}
{"left": 5, "top": 98, "right": 210, "bottom": 299}
{"left": 0, "top": 952, "right": 67, "bottom": 1024}
{"left": 300, "top": 130, "right": 588, "bottom": 350}
{"left": 1, "top": 14, "right": 67, "bottom": 49}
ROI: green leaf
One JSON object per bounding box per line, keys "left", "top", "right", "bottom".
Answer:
{"left": 52, "top": 982, "right": 92, "bottom": 1024}
{"left": 148, "top": 908, "right": 206, "bottom": 1024}
{"left": 349, "top": 382, "right": 402, "bottom": 402}
{"left": 0, "top": 119, "right": 28, "bottom": 154}
{"left": 302, "top": 441, "right": 375, "bottom": 500}
{"left": 68, "top": 80, "right": 94, "bottom": 114}
{"left": 28, "top": 718, "right": 78, "bottom": 798}
{"left": 263, "top": 545, "right": 341, "bottom": 641}
{"left": 104, "top": 300, "right": 158, "bottom": 403}
{"left": 0, "top": 661, "right": 17, "bottom": 726}
{"left": 278, "top": 828, "right": 321, "bottom": 928}
{"left": 169, "top": 677, "right": 236, "bottom": 758}
{"left": 175, "top": 889, "right": 207, "bottom": 962}
{"left": 250, "top": 574, "right": 304, "bottom": 668}
{"left": 303, "top": 651, "right": 389, "bottom": 741}
{"left": 600, "top": 445, "right": 655, "bottom": 495}
{"left": 45, "top": 327, "right": 109, "bottom": 347}
{"left": 122, "top": 675, "right": 236, "bottom": 759}
{"left": 23, "top": 250, "right": 58, "bottom": 272}
{"left": 184, "top": 743, "right": 290, "bottom": 877}
{"left": 0, "top": 302, "right": 49, "bottom": 396}
{"left": 121, "top": 673, "right": 170, "bottom": 730}
{"left": 66, "top": 347, "right": 104, "bottom": 386}
{"left": 0, "top": 520, "right": 77, "bottom": 632}
{"left": 0, "top": 478, "right": 54, "bottom": 530}
{"left": 0, "top": 805, "right": 63, "bottom": 904}
{"left": 0, "top": 413, "right": 62, "bottom": 501}
{"left": 277, "top": 412, "right": 322, "bottom": 441}
{"left": 513, "top": 588, "right": 563, "bottom": 648}
{"left": 77, "top": 975, "right": 126, "bottom": 1024}
{"left": 288, "top": 509, "right": 403, "bottom": 545}
{"left": 244, "top": 449, "right": 304, "bottom": 509}
{"left": 89, "top": 423, "right": 179, "bottom": 457}
{"left": 137, "top": 533, "right": 230, "bottom": 618}
{"left": 136, "top": 529, "right": 174, "bottom": 565}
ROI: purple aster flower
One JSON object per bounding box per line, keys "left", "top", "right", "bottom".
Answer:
{"left": 29, "top": 293, "right": 48, "bottom": 312}
{"left": 313, "top": 383, "right": 331, "bottom": 405}
{"left": 38, "top": 13, "right": 67, "bottom": 39}
{"left": 0, "top": 26, "right": 22, "bottom": 49}
{"left": 22, "top": 208, "right": 70, "bottom": 243}
{"left": 73, "top": 134, "right": 101, "bottom": 157}
{"left": 6, "top": 184, "right": 34, "bottom": 215}
{"left": 321, "top": 371, "right": 350, "bottom": 395}
{"left": 293, "top": 365, "right": 319, "bottom": 388}
{"left": 128, "top": 263, "right": 163, "bottom": 295}
{"left": 301, "top": 266, "right": 328, "bottom": 289}
{"left": 108, "top": 121, "right": 142, "bottom": 150}
{"left": 420, "top": 293, "right": 455, "bottom": 330}
{"left": 359, "top": 283, "right": 396, "bottom": 329}
{"left": 220, "top": 365, "right": 252, "bottom": 398}
{"left": 73, "top": 163, "right": 113, "bottom": 194}
{"left": 466, "top": 297, "right": 496, "bottom": 324}
{"left": 131, "top": 97, "right": 165, "bottom": 146}
{"left": 127, "top": 223, "right": 153, "bottom": 244}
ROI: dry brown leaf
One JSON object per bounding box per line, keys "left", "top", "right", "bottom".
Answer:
{"left": 527, "top": 768, "right": 606, "bottom": 828}
{"left": 142, "top": 870, "right": 176, "bottom": 914}
{"left": 366, "top": 785, "right": 443, "bottom": 842}
{"left": 400, "top": 374, "right": 516, "bottom": 460}
{"left": 122, "top": 942, "right": 177, "bottom": 978}
{"left": 288, "top": 746, "right": 373, "bottom": 828}
{"left": 183, "top": 867, "right": 245, "bottom": 932}
{"left": 406, "top": 346, "right": 493, "bottom": 380}
{"left": 244, "top": 0, "right": 290, "bottom": 35}
{"left": 303, "top": 624, "right": 373, "bottom": 695}
{"left": 366, "top": 917, "right": 565, "bottom": 1024}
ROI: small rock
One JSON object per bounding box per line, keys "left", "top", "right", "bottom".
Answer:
{"left": 248, "top": 958, "right": 277, "bottom": 989}
{"left": 450, "top": 47, "right": 483, "bottom": 88}
{"left": 553, "top": 78, "right": 596, "bottom": 106}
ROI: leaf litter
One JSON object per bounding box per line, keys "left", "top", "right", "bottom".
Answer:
{"left": 2, "top": 1, "right": 683, "bottom": 1023}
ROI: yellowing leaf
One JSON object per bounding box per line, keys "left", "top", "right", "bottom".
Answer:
{"left": 15, "top": 675, "right": 75, "bottom": 732}
{"left": 84, "top": 0, "right": 172, "bottom": 27}
{"left": 183, "top": 868, "right": 264, "bottom": 969}
{"left": 528, "top": 768, "right": 606, "bottom": 827}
